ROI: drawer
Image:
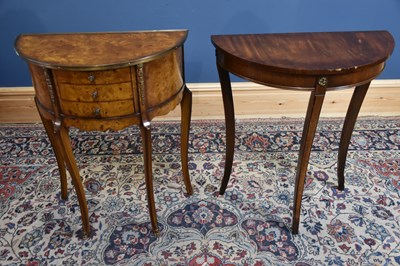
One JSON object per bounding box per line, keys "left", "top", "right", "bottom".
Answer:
{"left": 61, "top": 100, "right": 135, "bottom": 118}
{"left": 58, "top": 82, "right": 133, "bottom": 102}
{"left": 53, "top": 67, "right": 131, "bottom": 85}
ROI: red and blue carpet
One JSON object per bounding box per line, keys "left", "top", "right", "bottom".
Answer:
{"left": 0, "top": 117, "right": 399, "bottom": 265}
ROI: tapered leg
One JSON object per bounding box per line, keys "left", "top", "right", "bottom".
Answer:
{"left": 140, "top": 123, "right": 159, "bottom": 236}
{"left": 180, "top": 85, "right": 193, "bottom": 195}
{"left": 217, "top": 64, "right": 236, "bottom": 195}
{"left": 292, "top": 82, "right": 327, "bottom": 234}
{"left": 37, "top": 108, "right": 68, "bottom": 200}
{"left": 337, "top": 82, "right": 370, "bottom": 190}
{"left": 57, "top": 126, "right": 90, "bottom": 236}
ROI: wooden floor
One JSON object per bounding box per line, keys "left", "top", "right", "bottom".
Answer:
{"left": 1, "top": 80, "right": 399, "bottom": 123}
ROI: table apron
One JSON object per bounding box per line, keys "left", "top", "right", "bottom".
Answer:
{"left": 216, "top": 52, "right": 386, "bottom": 90}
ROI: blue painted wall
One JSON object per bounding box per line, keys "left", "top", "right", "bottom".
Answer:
{"left": 1, "top": 0, "right": 399, "bottom": 86}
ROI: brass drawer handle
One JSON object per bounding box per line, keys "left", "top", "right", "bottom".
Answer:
{"left": 93, "top": 108, "right": 101, "bottom": 117}
{"left": 91, "top": 90, "right": 99, "bottom": 100}
{"left": 88, "top": 75, "right": 95, "bottom": 82}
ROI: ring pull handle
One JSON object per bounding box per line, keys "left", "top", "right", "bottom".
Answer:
{"left": 91, "top": 90, "right": 99, "bottom": 100}
{"left": 88, "top": 74, "right": 95, "bottom": 83}
{"left": 93, "top": 108, "right": 101, "bottom": 117}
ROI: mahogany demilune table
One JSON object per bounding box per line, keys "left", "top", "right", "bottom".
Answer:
{"left": 211, "top": 31, "right": 394, "bottom": 234}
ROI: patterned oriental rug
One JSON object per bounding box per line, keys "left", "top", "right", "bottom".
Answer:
{"left": 0, "top": 117, "right": 399, "bottom": 266}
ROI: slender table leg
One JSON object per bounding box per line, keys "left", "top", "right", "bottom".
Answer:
{"left": 57, "top": 125, "right": 90, "bottom": 237}
{"left": 292, "top": 80, "right": 327, "bottom": 234}
{"left": 337, "top": 82, "right": 370, "bottom": 191}
{"left": 140, "top": 123, "right": 159, "bottom": 236}
{"left": 180, "top": 85, "right": 193, "bottom": 195}
{"left": 37, "top": 111, "right": 68, "bottom": 200}
{"left": 217, "top": 63, "right": 235, "bottom": 195}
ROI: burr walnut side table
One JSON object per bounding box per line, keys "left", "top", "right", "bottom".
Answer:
{"left": 15, "top": 30, "right": 193, "bottom": 237}
{"left": 211, "top": 31, "right": 394, "bottom": 234}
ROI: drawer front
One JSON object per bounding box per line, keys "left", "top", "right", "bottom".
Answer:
{"left": 58, "top": 82, "right": 133, "bottom": 102}
{"left": 61, "top": 100, "right": 135, "bottom": 118}
{"left": 53, "top": 67, "right": 131, "bottom": 85}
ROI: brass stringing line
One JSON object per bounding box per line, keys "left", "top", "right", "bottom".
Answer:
{"left": 136, "top": 63, "right": 146, "bottom": 107}
{"left": 44, "top": 68, "right": 56, "bottom": 105}
{"left": 43, "top": 68, "right": 61, "bottom": 131}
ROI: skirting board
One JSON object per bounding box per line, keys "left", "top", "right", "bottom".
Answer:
{"left": 1, "top": 80, "right": 399, "bottom": 123}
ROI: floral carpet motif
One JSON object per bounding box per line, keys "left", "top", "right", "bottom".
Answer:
{"left": 0, "top": 117, "right": 400, "bottom": 265}
{"left": 167, "top": 200, "right": 238, "bottom": 235}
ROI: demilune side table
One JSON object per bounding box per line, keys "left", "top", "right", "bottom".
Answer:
{"left": 15, "top": 30, "right": 193, "bottom": 237}
{"left": 211, "top": 30, "right": 394, "bottom": 234}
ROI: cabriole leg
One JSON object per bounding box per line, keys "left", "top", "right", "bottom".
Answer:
{"left": 217, "top": 63, "right": 235, "bottom": 195}
{"left": 57, "top": 125, "right": 90, "bottom": 237}
{"left": 180, "top": 85, "right": 193, "bottom": 195}
{"left": 292, "top": 80, "right": 327, "bottom": 234}
{"left": 140, "top": 123, "right": 159, "bottom": 236}
{"left": 36, "top": 105, "right": 68, "bottom": 200}
{"left": 337, "top": 82, "right": 370, "bottom": 190}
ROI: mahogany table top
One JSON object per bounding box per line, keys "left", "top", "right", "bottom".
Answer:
{"left": 211, "top": 31, "right": 394, "bottom": 76}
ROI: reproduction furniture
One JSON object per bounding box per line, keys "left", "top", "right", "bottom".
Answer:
{"left": 15, "top": 30, "right": 193, "bottom": 237}
{"left": 211, "top": 31, "right": 394, "bottom": 234}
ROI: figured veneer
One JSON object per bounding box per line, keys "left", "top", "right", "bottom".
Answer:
{"left": 15, "top": 30, "right": 193, "bottom": 237}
